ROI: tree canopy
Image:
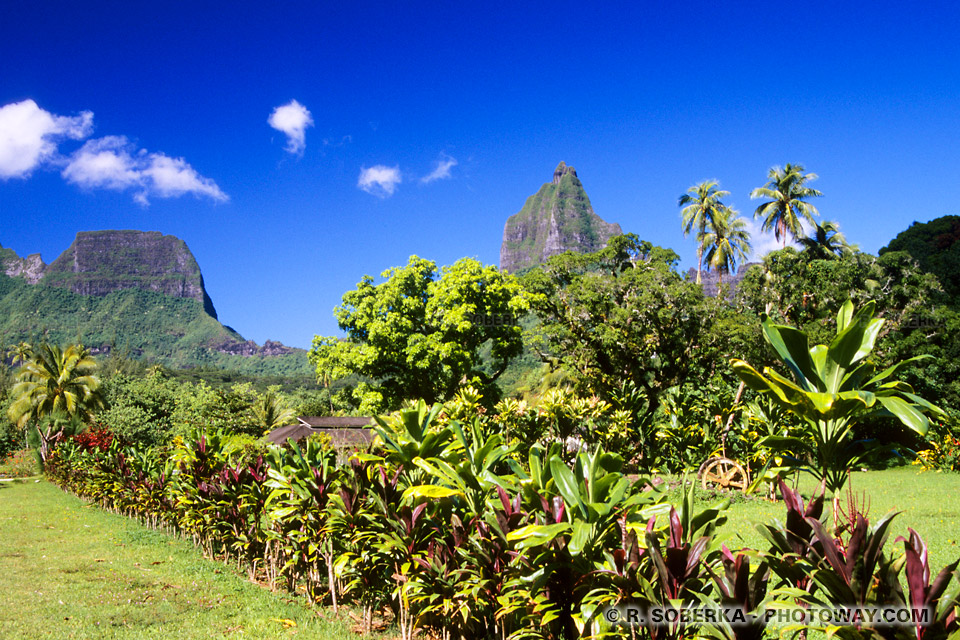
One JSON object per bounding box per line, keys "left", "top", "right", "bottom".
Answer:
{"left": 309, "top": 256, "right": 529, "bottom": 413}
{"left": 521, "top": 234, "right": 760, "bottom": 422}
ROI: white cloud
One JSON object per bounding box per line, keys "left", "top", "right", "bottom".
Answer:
{"left": 0, "top": 99, "right": 227, "bottom": 205}
{"left": 0, "top": 99, "right": 92, "bottom": 179}
{"left": 63, "top": 136, "right": 227, "bottom": 205}
{"left": 420, "top": 154, "right": 457, "bottom": 184}
{"left": 743, "top": 216, "right": 816, "bottom": 260}
{"left": 268, "top": 100, "right": 314, "bottom": 154}
{"left": 743, "top": 217, "right": 784, "bottom": 260}
{"left": 358, "top": 165, "right": 402, "bottom": 197}
{"left": 142, "top": 153, "right": 227, "bottom": 202}
{"left": 61, "top": 136, "right": 140, "bottom": 190}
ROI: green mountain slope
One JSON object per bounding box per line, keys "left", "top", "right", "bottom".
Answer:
{"left": 0, "top": 272, "right": 310, "bottom": 375}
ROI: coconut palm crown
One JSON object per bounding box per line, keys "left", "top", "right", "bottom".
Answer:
{"left": 750, "top": 163, "right": 823, "bottom": 246}
{"left": 7, "top": 343, "right": 104, "bottom": 429}
{"left": 701, "top": 206, "right": 752, "bottom": 292}
{"left": 798, "top": 220, "right": 854, "bottom": 260}
{"left": 679, "top": 180, "right": 730, "bottom": 284}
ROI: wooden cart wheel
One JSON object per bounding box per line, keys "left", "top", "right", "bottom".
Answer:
{"left": 697, "top": 457, "right": 749, "bottom": 492}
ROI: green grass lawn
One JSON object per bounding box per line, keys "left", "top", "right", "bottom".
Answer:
{"left": 692, "top": 466, "right": 960, "bottom": 571}
{"left": 0, "top": 480, "right": 368, "bottom": 639}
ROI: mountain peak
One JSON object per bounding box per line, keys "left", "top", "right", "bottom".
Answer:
{"left": 552, "top": 161, "right": 577, "bottom": 184}
{"left": 500, "top": 163, "right": 622, "bottom": 272}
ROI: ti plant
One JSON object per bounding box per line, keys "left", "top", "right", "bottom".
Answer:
{"left": 731, "top": 299, "right": 945, "bottom": 492}
{"left": 892, "top": 529, "right": 960, "bottom": 640}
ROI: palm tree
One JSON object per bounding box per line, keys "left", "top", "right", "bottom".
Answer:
{"left": 8, "top": 341, "right": 32, "bottom": 366}
{"left": 7, "top": 343, "right": 104, "bottom": 461}
{"left": 750, "top": 163, "right": 823, "bottom": 247}
{"left": 251, "top": 391, "right": 297, "bottom": 435}
{"left": 702, "top": 207, "right": 752, "bottom": 293}
{"left": 679, "top": 180, "right": 730, "bottom": 284}
{"left": 798, "top": 220, "right": 854, "bottom": 260}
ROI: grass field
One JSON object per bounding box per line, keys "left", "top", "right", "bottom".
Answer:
{"left": 0, "top": 480, "right": 371, "bottom": 639}
{"left": 694, "top": 466, "right": 960, "bottom": 571}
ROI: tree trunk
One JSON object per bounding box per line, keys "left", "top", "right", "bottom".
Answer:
{"left": 696, "top": 245, "right": 703, "bottom": 284}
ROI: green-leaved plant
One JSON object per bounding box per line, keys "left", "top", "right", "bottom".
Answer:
{"left": 731, "top": 300, "right": 944, "bottom": 492}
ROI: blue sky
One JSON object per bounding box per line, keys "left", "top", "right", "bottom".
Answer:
{"left": 2, "top": 1, "right": 960, "bottom": 349}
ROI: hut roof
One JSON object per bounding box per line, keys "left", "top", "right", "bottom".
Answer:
{"left": 266, "top": 423, "right": 321, "bottom": 446}
{"left": 267, "top": 419, "right": 376, "bottom": 449}
{"left": 297, "top": 416, "right": 374, "bottom": 428}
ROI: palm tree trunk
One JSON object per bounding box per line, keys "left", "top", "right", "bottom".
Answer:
{"left": 696, "top": 245, "right": 703, "bottom": 284}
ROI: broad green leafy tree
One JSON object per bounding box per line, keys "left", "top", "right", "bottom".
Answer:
{"left": 879, "top": 214, "right": 960, "bottom": 298}
{"left": 310, "top": 256, "right": 529, "bottom": 413}
{"left": 679, "top": 180, "right": 731, "bottom": 284}
{"left": 735, "top": 248, "right": 942, "bottom": 343}
{"left": 731, "top": 300, "right": 944, "bottom": 492}
{"left": 7, "top": 343, "right": 104, "bottom": 460}
{"left": 522, "top": 235, "right": 759, "bottom": 425}
{"left": 750, "top": 163, "right": 823, "bottom": 247}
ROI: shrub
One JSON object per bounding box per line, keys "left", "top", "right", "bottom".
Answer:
{"left": 0, "top": 448, "right": 40, "bottom": 478}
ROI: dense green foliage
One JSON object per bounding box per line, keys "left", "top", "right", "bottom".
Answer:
{"left": 0, "top": 272, "right": 311, "bottom": 376}
{"left": 880, "top": 215, "right": 960, "bottom": 298}
{"left": 522, "top": 235, "right": 763, "bottom": 429}
{"left": 310, "top": 256, "right": 529, "bottom": 413}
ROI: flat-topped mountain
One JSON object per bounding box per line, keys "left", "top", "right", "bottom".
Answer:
{"left": 500, "top": 162, "right": 622, "bottom": 273}
{"left": 0, "top": 232, "right": 309, "bottom": 376}
{"left": 42, "top": 230, "right": 219, "bottom": 318}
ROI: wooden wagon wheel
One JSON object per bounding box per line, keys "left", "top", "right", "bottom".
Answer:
{"left": 697, "top": 457, "right": 749, "bottom": 492}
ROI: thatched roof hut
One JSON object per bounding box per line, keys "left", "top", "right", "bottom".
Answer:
{"left": 266, "top": 416, "right": 376, "bottom": 452}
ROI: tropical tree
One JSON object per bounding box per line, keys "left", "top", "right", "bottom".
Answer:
{"left": 702, "top": 206, "right": 752, "bottom": 292}
{"left": 798, "top": 220, "right": 853, "bottom": 260}
{"left": 750, "top": 163, "right": 823, "bottom": 247}
{"left": 522, "top": 235, "right": 755, "bottom": 438}
{"left": 8, "top": 341, "right": 32, "bottom": 366}
{"left": 251, "top": 389, "right": 297, "bottom": 434}
{"left": 7, "top": 343, "right": 104, "bottom": 461}
{"left": 679, "top": 180, "right": 731, "bottom": 284}
{"left": 310, "top": 256, "right": 529, "bottom": 413}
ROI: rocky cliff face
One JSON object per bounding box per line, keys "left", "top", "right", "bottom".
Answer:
{"left": 1, "top": 244, "right": 46, "bottom": 284}
{"left": 42, "top": 230, "right": 219, "bottom": 318}
{"left": 212, "top": 338, "right": 298, "bottom": 357}
{"left": 500, "top": 162, "right": 622, "bottom": 273}
{"left": 686, "top": 262, "right": 760, "bottom": 298}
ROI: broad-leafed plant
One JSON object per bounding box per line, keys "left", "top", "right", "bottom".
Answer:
{"left": 732, "top": 299, "right": 944, "bottom": 492}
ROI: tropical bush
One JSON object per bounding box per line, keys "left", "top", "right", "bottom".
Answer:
{"left": 0, "top": 448, "right": 40, "bottom": 477}
{"left": 45, "top": 394, "right": 960, "bottom": 640}
{"left": 732, "top": 300, "right": 944, "bottom": 492}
